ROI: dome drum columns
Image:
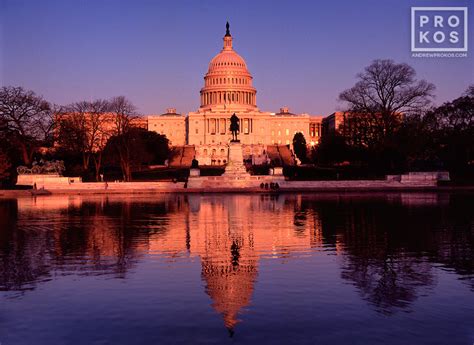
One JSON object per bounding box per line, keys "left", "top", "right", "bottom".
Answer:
{"left": 201, "top": 91, "right": 256, "bottom": 107}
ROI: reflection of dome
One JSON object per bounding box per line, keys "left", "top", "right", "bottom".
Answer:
{"left": 200, "top": 224, "right": 258, "bottom": 335}
{"left": 202, "top": 258, "right": 258, "bottom": 333}
{"left": 200, "top": 22, "right": 257, "bottom": 110}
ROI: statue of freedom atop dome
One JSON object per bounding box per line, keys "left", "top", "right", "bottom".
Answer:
{"left": 230, "top": 113, "right": 240, "bottom": 142}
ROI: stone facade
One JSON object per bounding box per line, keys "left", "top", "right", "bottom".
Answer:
{"left": 147, "top": 108, "right": 186, "bottom": 146}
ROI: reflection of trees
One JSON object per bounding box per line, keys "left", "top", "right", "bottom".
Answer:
{"left": 1, "top": 192, "right": 473, "bottom": 323}
{"left": 0, "top": 197, "right": 186, "bottom": 292}
{"left": 0, "top": 199, "right": 52, "bottom": 292}
{"left": 340, "top": 248, "right": 434, "bottom": 314}
{"left": 337, "top": 203, "right": 435, "bottom": 314}
{"left": 429, "top": 193, "right": 474, "bottom": 291}
{"left": 301, "top": 194, "right": 474, "bottom": 313}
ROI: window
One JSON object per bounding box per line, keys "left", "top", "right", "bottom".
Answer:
{"left": 220, "top": 119, "right": 226, "bottom": 134}
{"left": 243, "top": 119, "right": 249, "bottom": 134}
{"left": 210, "top": 119, "right": 216, "bottom": 134}
{"left": 285, "top": 128, "right": 289, "bottom": 136}
{"left": 195, "top": 128, "right": 198, "bottom": 134}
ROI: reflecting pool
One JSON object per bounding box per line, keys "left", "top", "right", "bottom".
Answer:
{"left": 0, "top": 193, "right": 473, "bottom": 344}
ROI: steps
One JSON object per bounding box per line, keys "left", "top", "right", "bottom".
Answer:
{"left": 266, "top": 145, "right": 295, "bottom": 166}
{"left": 168, "top": 146, "right": 196, "bottom": 167}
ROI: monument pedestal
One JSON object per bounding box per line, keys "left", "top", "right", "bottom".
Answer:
{"left": 189, "top": 168, "right": 200, "bottom": 177}
{"left": 223, "top": 142, "right": 250, "bottom": 177}
{"left": 187, "top": 141, "right": 284, "bottom": 189}
{"left": 272, "top": 167, "right": 284, "bottom": 176}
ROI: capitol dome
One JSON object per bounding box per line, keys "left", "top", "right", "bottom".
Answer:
{"left": 200, "top": 22, "right": 257, "bottom": 110}
{"left": 208, "top": 51, "right": 248, "bottom": 74}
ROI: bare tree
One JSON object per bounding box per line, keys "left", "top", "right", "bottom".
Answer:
{"left": 88, "top": 99, "right": 112, "bottom": 181}
{"left": 339, "top": 60, "right": 435, "bottom": 148}
{"left": 107, "top": 96, "right": 138, "bottom": 181}
{"left": 0, "top": 86, "right": 52, "bottom": 165}
{"left": 56, "top": 96, "right": 140, "bottom": 181}
{"left": 109, "top": 96, "right": 137, "bottom": 136}
{"left": 56, "top": 103, "right": 89, "bottom": 167}
{"left": 57, "top": 99, "right": 111, "bottom": 180}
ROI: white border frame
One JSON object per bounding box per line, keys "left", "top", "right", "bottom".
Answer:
{"left": 411, "top": 7, "right": 468, "bottom": 52}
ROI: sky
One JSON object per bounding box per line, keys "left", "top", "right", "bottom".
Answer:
{"left": 1, "top": 0, "right": 473, "bottom": 117}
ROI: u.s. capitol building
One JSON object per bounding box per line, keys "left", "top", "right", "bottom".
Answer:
{"left": 147, "top": 23, "right": 323, "bottom": 165}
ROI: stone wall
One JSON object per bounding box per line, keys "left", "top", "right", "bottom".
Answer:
{"left": 386, "top": 172, "right": 450, "bottom": 183}
{"left": 17, "top": 175, "right": 82, "bottom": 188}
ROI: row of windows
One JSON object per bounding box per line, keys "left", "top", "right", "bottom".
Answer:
{"left": 207, "top": 118, "right": 253, "bottom": 135}
{"left": 270, "top": 129, "right": 301, "bottom": 136}
{"left": 193, "top": 127, "right": 313, "bottom": 136}
{"left": 206, "top": 77, "right": 249, "bottom": 86}
{"left": 212, "top": 61, "right": 244, "bottom": 67}
{"left": 203, "top": 148, "right": 226, "bottom": 155}
{"left": 152, "top": 123, "right": 183, "bottom": 127}
{"left": 157, "top": 130, "right": 181, "bottom": 137}
{"left": 271, "top": 139, "right": 290, "bottom": 145}
{"left": 309, "top": 123, "right": 321, "bottom": 137}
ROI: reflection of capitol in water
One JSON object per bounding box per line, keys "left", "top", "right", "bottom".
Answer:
{"left": 147, "top": 195, "right": 323, "bottom": 332}
{"left": 11, "top": 195, "right": 322, "bottom": 333}
{"left": 4, "top": 192, "right": 473, "bottom": 334}
{"left": 13, "top": 194, "right": 323, "bottom": 332}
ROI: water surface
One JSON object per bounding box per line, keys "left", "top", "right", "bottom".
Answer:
{"left": 0, "top": 193, "right": 473, "bottom": 344}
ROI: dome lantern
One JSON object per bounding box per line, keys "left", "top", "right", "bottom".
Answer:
{"left": 223, "top": 21, "right": 233, "bottom": 50}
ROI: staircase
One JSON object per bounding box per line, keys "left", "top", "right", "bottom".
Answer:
{"left": 266, "top": 145, "right": 295, "bottom": 166}
{"left": 168, "top": 146, "right": 196, "bottom": 167}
